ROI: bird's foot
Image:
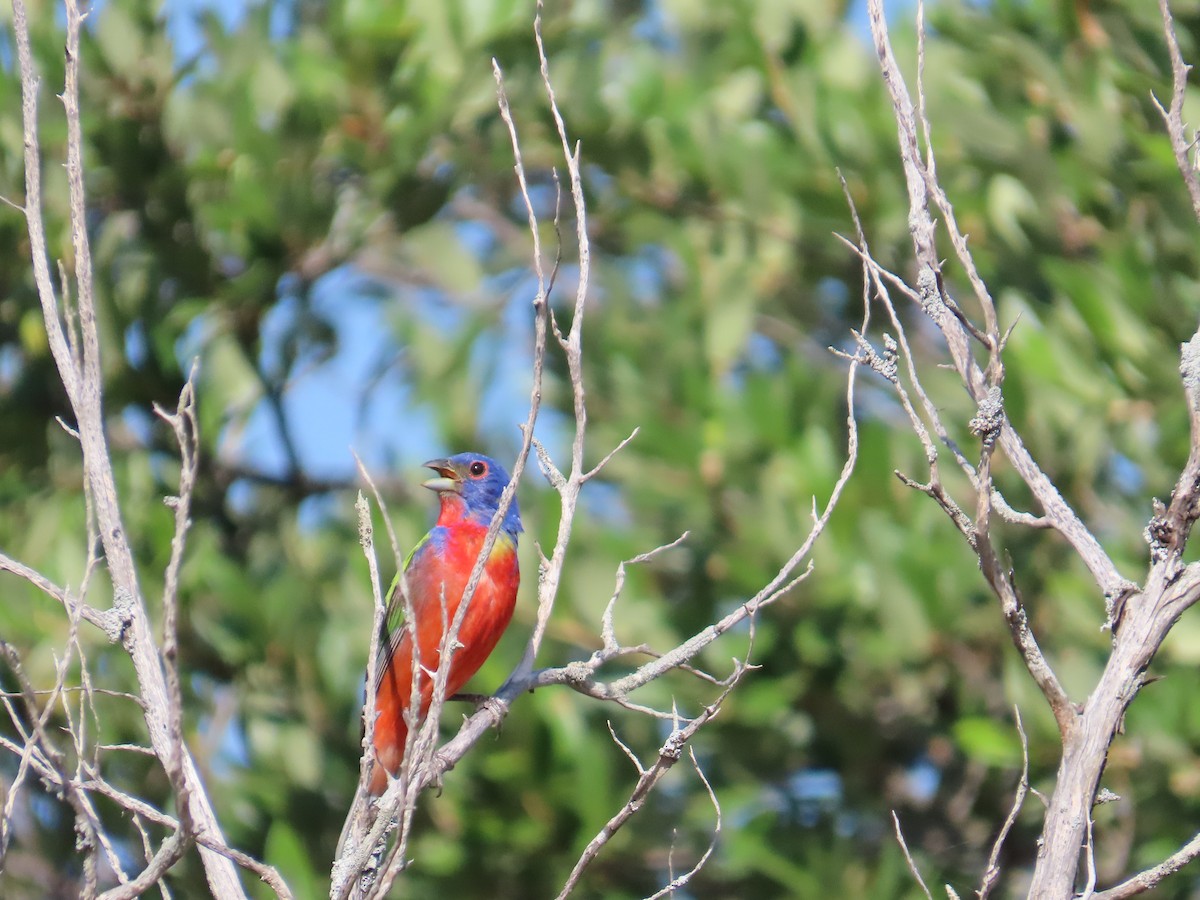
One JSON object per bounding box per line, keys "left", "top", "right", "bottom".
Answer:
{"left": 427, "top": 755, "right": 448, "bottom": 796}
{"left": 466, "top": 694, "right": 507, "bottom": 730}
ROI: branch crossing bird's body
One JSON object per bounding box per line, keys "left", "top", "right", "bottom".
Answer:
{"left": 368, "top": 452, "right": 522, "bottom": 796}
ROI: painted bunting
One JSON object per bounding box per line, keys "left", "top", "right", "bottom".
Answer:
{"left": 368, "top": 452, "right": 522, "bottom": 795}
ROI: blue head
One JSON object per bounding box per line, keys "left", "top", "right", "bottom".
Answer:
{"left": 422, "top": 452, "right": 523, "bottom": 534}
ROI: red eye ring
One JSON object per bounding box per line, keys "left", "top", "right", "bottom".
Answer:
{"left": 468, "top": 460, "right": 488, "bottom": 478}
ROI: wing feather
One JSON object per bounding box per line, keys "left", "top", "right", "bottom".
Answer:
{"left": 374, "top": 530, "right": 435, "bottom": 686}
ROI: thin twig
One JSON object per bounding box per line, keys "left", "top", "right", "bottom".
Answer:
{"left": 327, "top": 481, "right": 389, "bottom": 886}
{"left": 642, "top": 747, "right": 721, "bottom": 900}
{"left": 0, "top": 553, "right": 118, "bottom": 638}
{"left": 153, "top": 368, "right": 201, "bottom": 819}
{"left": 1092, "top": 829, "right": 1200, "bottom": 899}
{"left": 1153, "top": 0, "right": 1200, "bottom": 222}
{"left": 96, "top": 831, "right": 190, "bottom": 900}
{"left": 554, "top": 670, "right": 745, "bottom": 899}
{"left": 977, "top": 709, "right": 1029, "bottom": 900}
{"left": 1080, "top": 814, "right": 1099, "bottom": 900}
{"left": 892, "top": 811, "right": 934, "bottom": 900}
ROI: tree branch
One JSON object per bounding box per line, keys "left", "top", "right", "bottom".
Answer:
{"left": 1153, "top": 0, "right": 1200, "bottom": 223}
{"left": 859, "top": 2, "right": 1200, "bottom": 896}
{"left": 10, "top": 0, "right": 270, "bottom": 892}
{"left": 865, "top": 0, "right": 1135, "bottom": 606}
{"left": 0, "top": 553, "right": 120, "bottom": 639}
{"left": 554, "top": 671, "right": 744, "bottom": 899}
{"left": 1092, "top": 828, "right": 1200, "bottom": 899}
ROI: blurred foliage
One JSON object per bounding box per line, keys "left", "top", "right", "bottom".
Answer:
{"left": 2, "top": 0, "right": 1200, "bottom": 897}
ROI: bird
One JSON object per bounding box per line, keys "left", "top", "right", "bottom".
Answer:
{"left": 367, "top": 452, "right": 522, "bottom": 795}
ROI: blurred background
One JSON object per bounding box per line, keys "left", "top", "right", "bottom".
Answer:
{"left": 2, "top": 0, "right": 1200, "bottom": 896}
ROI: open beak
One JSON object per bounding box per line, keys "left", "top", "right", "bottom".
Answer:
{"left": 421, "top": 458, "right": 463, "bottom": 494}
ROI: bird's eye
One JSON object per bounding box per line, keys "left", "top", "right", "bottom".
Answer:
{"left": 469, "top": 460, "right": 488, "bottom": 478}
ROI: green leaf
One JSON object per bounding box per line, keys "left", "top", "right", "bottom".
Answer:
{"left": 263, "top": 821, "right": 319, "bottom": 900}
{"left": 953, "top": 716, "right": 1022, "bottom": 768}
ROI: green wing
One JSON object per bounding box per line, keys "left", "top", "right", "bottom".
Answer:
{"left": 373, "top": 532, "right": 431, "bottom": 685}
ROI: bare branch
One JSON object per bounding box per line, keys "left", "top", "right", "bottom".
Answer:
{"left": 857, "top": 2, "right": 1200, "bottom": 894}
{"left": 75, "top": 773, "right": 292, "bottom": 898}
{"left": 0, "top": 641, "right": 105, "bottom": 894}
{"left": 1153, "top": 0, "right": 1200, "bottom": 222}
{"left": 892, "top": 811, "right": 934, "bottom": 900}
{"left": 972, "top": 403, "right": 1074, "bottom": 736}
{"left": 554, "top": 672, "right": 743, "bottom": 899}
{"left": 1080, "top": 815, "right": 1099, "bottom": 900}
{"left": 11, "top": 0, "right": 79, "bottom": 403}
{"left": 512, "top": 0, "right": 595, "bottom": 678}
{"left": 598, "top": 533, "right": 689, "bottom": 653}
{"left": 96, "top": 831, "right": 190, "bottom": 900}
{"left": 582, "top": 426, "right": 640, "bottom": 482}
{"left": 1092, "top": 829, "right": 1200, "bottom": 899}
{"left": 10, "top": 0, "right": 270, "bottom": 890}
{"left": 642, "top": 747, "right": 721, "bottom": 900}
{"left": 334, "top": 3, "right": 866, "bottom": 894}
{"left": 977, "top": 709, "right": 1030, "bottom": 900}
{"left": 1145, "top": 326, "right": 1200, "bottom": 584}
{"left": 329, "top": 484, "right": 390, "bottom": 880}
{"left": 590, "top": 320, "right": 861, "bottom": 700}
{"left": 0, "top": 553, "right": 120, "bottom": 639}
{"left": 865, "top": 0, "right": 1134, "bottom": 605}
{"left": 153, "top": 369, "right": 201, "bottom": 815}
{"left": 606, "top": 721, "right": 645, "bottom": 775}
{"left": 61, "top": 0, "right": 99, "bottom": 398}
